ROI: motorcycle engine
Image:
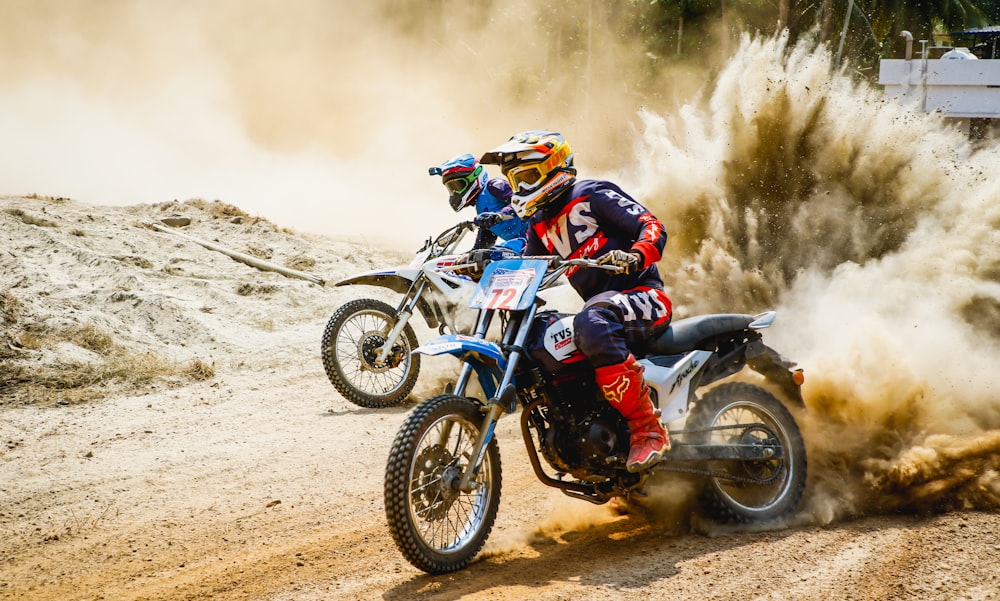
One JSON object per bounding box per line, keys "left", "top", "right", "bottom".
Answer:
{"left": 523, "top": 310, "right": 632, "bottom": 480}
{"left": 529, "top": 365, "right": 631, "bottom": 481}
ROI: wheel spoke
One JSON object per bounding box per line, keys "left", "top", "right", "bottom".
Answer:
{"left": 323, "top": 299, "right": 422, "bottom": 408}
{"left": 407, "top": 415, "right": 491, "bottom": 551}
{"left": 662, "top": 383, "right": 807, "bottom": 525}
{"left": 336, "top": 311, "right": 411, "bottom": 394}
{"left": 710, "top": 404, "right": 789, "bottom": 505}
{"left": 385, "top": 395, "right": 502, "bottom": 573}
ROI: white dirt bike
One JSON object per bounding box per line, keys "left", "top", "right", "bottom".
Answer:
{"left": 384, "top": 256, "right": 808, "bottom": 573}
{"left": 320, "top": 221, "right": 482, "bottom": 408}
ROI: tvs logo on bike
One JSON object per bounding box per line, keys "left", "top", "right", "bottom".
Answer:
{"left": 543, "top": 316, "right": 580, "bottom": 361}
{"left": 549, "top": 326, "right": 573, "bottom": 350}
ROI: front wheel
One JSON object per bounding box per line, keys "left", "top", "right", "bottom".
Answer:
{"left": 686, "top": 382, "right": 807, "bottom": 524}
{"left": 320, "top": 298, "right": 420, "bottom": 408}
{"left": 384, "top": 395, "right": 502, "bottom": 574}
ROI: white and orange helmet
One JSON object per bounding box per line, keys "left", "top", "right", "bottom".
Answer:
{"left": 480, "top": 131, "right": 575, "bottom": 219}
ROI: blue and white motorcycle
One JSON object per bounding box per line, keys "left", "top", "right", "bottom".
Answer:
{"left": 384, "top": 257, "right": 808, "bottom": 573}
{"left": 320, "top": 221, "right": 481, "bottom": 408}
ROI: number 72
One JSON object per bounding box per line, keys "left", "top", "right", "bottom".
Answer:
{"left": 485, "top": 287, "right": 520, "bottom": 309}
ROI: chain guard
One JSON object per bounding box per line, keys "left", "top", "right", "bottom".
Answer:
{"left": 658, "top": 422, "right": 785, "bottom": 485}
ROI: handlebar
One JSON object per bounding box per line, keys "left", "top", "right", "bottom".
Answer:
{"left": 434, "top": 254, "right": 625, "bottom": 279}
{"left": 418, "top": 220, "right": 478, "bottom": 256}
{"left": 539, "top": 256, "right": 623, "bottom": 272}
{"left": 426, "top": 218, "right": 504, "bottom": 250}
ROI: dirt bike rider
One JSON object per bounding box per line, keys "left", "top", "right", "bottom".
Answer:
{"left": 480, "top": 130, "right": 673, "bottom": 472}
{"left": 429, "top": 153, "right": 528, "bottom": 272}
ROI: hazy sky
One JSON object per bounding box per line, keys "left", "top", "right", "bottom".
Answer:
{"left": 0, "top": 0, "right": 691, "bottom": 247}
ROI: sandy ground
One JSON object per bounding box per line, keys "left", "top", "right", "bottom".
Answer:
{"left": 2, "top": 195, "right": 999, "bottom": 601}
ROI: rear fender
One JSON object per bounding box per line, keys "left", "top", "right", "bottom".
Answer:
{"left": 746, "top": 343, "right": 805, "bottom": 407}
{"left": 334, "top": 270, "right": 440, "bottom": 329}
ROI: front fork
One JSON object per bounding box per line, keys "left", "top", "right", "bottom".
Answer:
{"left": 454, "top": 304, "right": 538, "bottom": 492}
{"left": 372, "top": 280, "right": 426, "bottom": 366}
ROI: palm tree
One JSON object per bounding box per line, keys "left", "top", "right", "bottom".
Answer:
{"left": 865, "top": 0, "right": 991, "bottom": 52}
{"left": 656, "top": 0, "right": 994, "bottom": 71}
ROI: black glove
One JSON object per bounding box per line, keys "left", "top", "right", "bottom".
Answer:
{"left": 455, "top": 246, "right": 518, "bottom": 277}
{"left": 453, "top": 250, "right": 483, "bottom": 277}
{"left": 473, "top": 212, "right": 506, "bottom": 229}
{"left": 598, "top": 249, "right": 643, "bottom": 274}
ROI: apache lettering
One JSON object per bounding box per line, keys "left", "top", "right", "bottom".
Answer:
{"left": 669, "top": 359, "right": 700, "bottom": 394}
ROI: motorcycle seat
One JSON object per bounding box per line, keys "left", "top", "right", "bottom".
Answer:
{"left": 645, "top": 314, "right": 756, "bottom": 355}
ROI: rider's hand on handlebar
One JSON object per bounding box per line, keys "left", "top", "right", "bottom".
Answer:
{"left": 597, "top": 249, "right": 643, "bottom": 274}
{"left": 454, "top": 246, "right": 518, "bottom": 278}
{"left": 473, "top": 212, "right": 507, "bottom": 229}
{"left": 459, "top": 248, "right": 491, "bottom": 276}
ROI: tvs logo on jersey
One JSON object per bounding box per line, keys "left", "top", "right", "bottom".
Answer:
{"left": 609, "top": 287, "right": 672, "bottom": 325}
{"left": 534, "top": 198, "right": 599, "bottom": 258}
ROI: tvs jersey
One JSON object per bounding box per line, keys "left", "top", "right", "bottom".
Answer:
{"left": 524, "top": 179, "right": 673, "bottom": 367}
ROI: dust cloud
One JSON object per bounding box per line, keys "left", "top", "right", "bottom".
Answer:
{"left": 0, "top": 0, "right": 689, "bottom": 248}
{"left": 6, "top": 1, "right": 1000, "bottom": 525}
{"left": 626, "top": 32, "right": 1000, "bottom": 522}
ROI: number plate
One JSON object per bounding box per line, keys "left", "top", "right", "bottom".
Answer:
{"left": 469, "top": 259, "right": 547, "bottom": 311}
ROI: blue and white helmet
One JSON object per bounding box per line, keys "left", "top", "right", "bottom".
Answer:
{"left": 428, "top": 153, "right": 490, "bottom": 212}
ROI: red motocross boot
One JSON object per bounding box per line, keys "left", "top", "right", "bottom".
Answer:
{"left": 594, "top": 354, "right": 671, "bottom": 472}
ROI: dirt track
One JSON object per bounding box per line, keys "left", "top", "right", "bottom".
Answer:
{"left": 4, "top": 333, "right": 1000, "bottom": 601}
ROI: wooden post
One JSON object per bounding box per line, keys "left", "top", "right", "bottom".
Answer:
{"left": 144, "top": 221, "right": 326, "bottom": 286}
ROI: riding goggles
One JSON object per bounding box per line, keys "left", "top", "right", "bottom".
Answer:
{"left": 443, "top": 166, "right": 482, "bottom": 196}
{"left": 444, "top": 176, "right": 473, "bottom": 196}
{"left": 504, "top": 163, "right": 547, "bottom": 193}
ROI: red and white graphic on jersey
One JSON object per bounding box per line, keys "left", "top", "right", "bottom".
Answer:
{"left": 532, "top": 196, "right": 605, "bottom": 276}
{"left": 610, "top": 286, "right": 672, "bottom": 327}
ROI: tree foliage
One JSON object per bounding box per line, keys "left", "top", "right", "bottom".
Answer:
{"left": 648, "top": 0, "right": 996, "bottom": 76}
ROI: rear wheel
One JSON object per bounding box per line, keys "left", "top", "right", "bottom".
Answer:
{"left": 687, "top": 382, "right": 806, "bottom": 524}
{"left": 320, "top": 298, "right": 420, "bottom": 408}
{"left": 384, "top": 395, "right": 501, "bottom": 574}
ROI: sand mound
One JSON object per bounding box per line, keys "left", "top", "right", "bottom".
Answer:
{"left": 1, "top": 195, "right": 403, "bottom": 405}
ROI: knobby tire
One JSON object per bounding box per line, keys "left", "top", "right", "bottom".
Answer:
{"left": 384, "top": 395, "right": 502, "bottom": 574}
{"left": 320, "top": 298, "right": 420, "bottom": 408}
{"left": 686, "top": 382, "right": 807, "bottom": 524}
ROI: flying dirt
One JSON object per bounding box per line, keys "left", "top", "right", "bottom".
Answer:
{"left": 2, "top": 2, "right": 1000, "bottom": 598}
{"left": 629, "top": 33, "right": 1000, "bottom": 525}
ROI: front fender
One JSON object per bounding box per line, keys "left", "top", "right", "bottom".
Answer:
{"left": 413, "top": 334, "right": 507, "bottom": 370}
{"left": 335, "top": 270, "right": 443, "bottom": 329}
{"left": 415, "top": 334, "right": 506, "bottom": 399}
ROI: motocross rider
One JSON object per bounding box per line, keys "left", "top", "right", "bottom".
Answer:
{"left": 429, "top": 153, "right": 528, "bottom": 271}
{"left": 480, "top": 131, "right": 673, "bottom": 472}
